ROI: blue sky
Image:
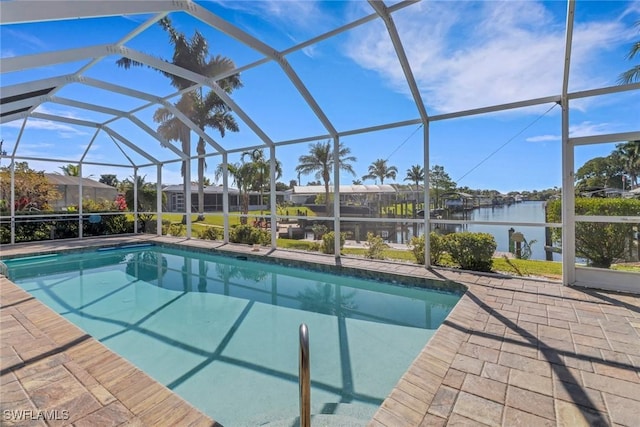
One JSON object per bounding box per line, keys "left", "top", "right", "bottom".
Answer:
{"left": 1, "top": 0, "right": 639, "bottom": 193}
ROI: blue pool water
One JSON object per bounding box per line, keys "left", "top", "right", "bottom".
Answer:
{"left": 5, "top": 245, "right": 460, "bottom": 426}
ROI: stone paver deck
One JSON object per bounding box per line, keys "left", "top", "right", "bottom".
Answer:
{"left": 1, "top": 235, "right": 639, "bottom": 426}
{"left": 0, "top": 274, "right": 217, "bottom": 425}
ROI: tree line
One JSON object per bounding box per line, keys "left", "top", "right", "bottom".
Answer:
{"left": 575, "top": 141, "right": 640, "bottom": 191}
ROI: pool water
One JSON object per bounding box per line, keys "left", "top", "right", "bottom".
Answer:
{"left": 5, "top": 245, "right": 460, "bottom": 426}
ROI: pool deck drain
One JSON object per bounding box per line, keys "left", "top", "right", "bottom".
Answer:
{"left": 1, "top": 235, "right": 639, "bottom": 426}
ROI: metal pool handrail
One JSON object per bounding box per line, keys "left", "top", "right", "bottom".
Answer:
{"left": 299, "top": 323, "right": 310, "bottom": 427}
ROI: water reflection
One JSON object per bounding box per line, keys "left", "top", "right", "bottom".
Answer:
{"left": 297, "top": 282, "right": 358, "bottom": 316}
{"left": 125, "top": 251, "right": 168, "bottom": 283}
{"left": 215, "top": 262, "right": 269, "bottom": 282}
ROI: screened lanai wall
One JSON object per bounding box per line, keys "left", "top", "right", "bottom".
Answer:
{"left": 1, "top": 0, "right": 639, "bottom": 292}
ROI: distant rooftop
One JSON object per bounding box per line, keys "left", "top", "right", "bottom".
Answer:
{"left": 45, "top": 173, "right": 115, "bottom": 189}
{"left": 292, "top": 185, "right": 396, "bottom": 194}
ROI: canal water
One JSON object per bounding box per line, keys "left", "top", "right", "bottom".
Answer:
{"left": 400, "top": 201, "right": 559, "bottom": 261}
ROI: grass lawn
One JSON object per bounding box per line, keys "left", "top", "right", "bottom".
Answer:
{"left": 328, "top": 244, "right": 565, "bottom": 280}
{"left": 134, "top": 207, "right": 316, "bottom": 228}
{"left": 491, "top": 257, "right": 562, "bottom": 280}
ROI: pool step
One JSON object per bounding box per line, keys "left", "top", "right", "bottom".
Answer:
{"left": 253, "top": 403, "right": 371, "bottom": 427}
{"left": 259, "top": 414, "right": 367, "bottom": 427}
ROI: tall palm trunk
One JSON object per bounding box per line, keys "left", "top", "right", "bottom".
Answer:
{"left": 197, "top": 137, "right": 206, "bottom": 220}
{"left": 181, "top": 126, "right": 190, "bottom": 224}
{"left": 323, "top": 170, "right": 330, "bottom": 215}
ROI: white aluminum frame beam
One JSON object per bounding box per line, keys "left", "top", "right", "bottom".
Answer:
{"left": 80, "top": 129, "right": 101, "bottom": 162}
{"left": 0, "top": 74, "right": 73, "bottom": 101}
{"left": 568, "top": 82, "right": 640, "bottom": 100}
{"left": 561, "top": 0, "right": 576, "bottom": 286}
{"left": 127, "top": 115, "right": 188, "bottom": 160}
{"left": 30, "top": 111, "right": 100, "bottom": 128}
{"left": 120, "top": 47, "right": 274, "bottom": 146}
{"left": 78, "top": 76, "right": 161, "bottom": 103}
{"left": 8, "top": 155, "right": 132, "bottom": 168}
{"left": 368, "top": 0, "right": 429, "bottom": 123}
{"left": 102, "top": 126, "right": 159, "bottom": 164}
{"left": 101, "top": 0, "right": 418, "bottom": 143}
{"left": 0, "top": 44, "right": 111, "bottom": 74}
{"left": 570, "top": 131, "right": 640, "bottom": 147}
{"left": 10, "top": 118, "right": 28, "bottom": 158}
{"left": 0, "top": 111, "right": 31, "bottom": 125}
{"left": 105, "top": 131, "right": 136, "bottom": 167}
{"left": 368, "top": 0, "right": 431, "bottom": 267}
{"left": 50, "top": 96, "right": 125, "bottom": 117}
{"left": 187, "top": 3, "right": 338, "bottom": 137}
{"left": 160, "top": 101, "right": 227, "bottom": 154}
{"left": 1, "top": 96, "right": 48, "bottom": 116}
{"left": 0, "top": 0, "right": 184, "bottom": 25}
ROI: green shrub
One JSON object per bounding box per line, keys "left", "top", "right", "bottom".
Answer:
{"left": 312, "top": 223, "right": 328, "bottom": 239}
{"left": 408, "top": 232, "right": 446, "bottom": 265}
{"left": 408, "top": 235, "right": 425, "bottom": 264}
{"left": 365, "top": 232, "right": 387, "bottom": 259}
{"left": 0, "top": 226, "right": 9, "bottom": 244}
{"left": 165, "top": 223, "right": 185, "bottom": 237}
{"left": 430, "top": 232, "right": 447, "bottom": 265}
{"left": 445, "top": 232, "right": 496, "bottom": 272}
{"left": 547, "top": 198, "right": 640, "bottom": 268}
{"left": 230, "top": 224, "right": 270, "bottom": 245}
{"left": 103, "top": 215, "right": 133, "bottom": 235}
{"left": 321, "top": 231, "right": 346, "bottom": 254}
{"left": 198, "top": 227, "right": 222, "bottom": 241}
{"left": 277, "top": 239, "right": 320, "bottom": 251}
{"left": 158, "top": 219, "right": 173, "bottom": 235}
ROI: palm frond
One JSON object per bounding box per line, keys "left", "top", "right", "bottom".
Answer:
{"left": 618, "top": 65, "right": 640, "bottom": 84}
{"left": 626, "top": 41, "right": 640, "bottom": 60}
{"left": 115, "top": 57, "right": 145, "bottom": 70}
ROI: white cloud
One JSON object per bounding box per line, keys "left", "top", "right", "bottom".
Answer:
{"left": 1, "top": 48, "right": 16, "bottom": 58}
{"left": 34, "top": 105, "right": 92, "bottom": 121}
{"left": 568, "top": 121, "right": 617, "bottom": 137}
{"left": 526, "top": 121, "right": 619, "bottom": 142}
{"left": 526, "top": 134, "right": 560, "bottom": 142}
{"left": 1, "top": 105, "right": 95, "bottom": 139}
{"left": 3, "top": 118, "right": 88, "bottom": 138}
{"left": 214, "top": 0, "right": 329, "bottom": 32}
{"left": 344, "top": 1, "right": 636, "bottom": 113}
{"left": 2, "top": 28, "right": 48, "bottom": 51}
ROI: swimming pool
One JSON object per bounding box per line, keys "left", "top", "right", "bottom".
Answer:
{"left": 4, "top": 244, "right": 461, "bottom": 426}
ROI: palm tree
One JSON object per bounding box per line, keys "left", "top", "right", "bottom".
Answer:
{"left": 404, "top": 164, "right": 424, "bottom": 208}
{"left": 404, "top": 164, "right": 424, "bottom": 191}
{"left": 296, "top": 141, "right": 357, "bottom": 214}
{"left": 121, "top": 174, "right": 162, "bottom": 213}
{"left": 241, "top": 148, "right": 282, "bottom": 208}
{"left": 362, "top": 159, "right": 397, "bottom": 184}
{"left": 117, "top": 17, "right": 242, "bottom": 219}
{"left": 615, "top": 140, "right": 640, "bottom": 188}
{"left": 59, "top": 164, "right": 80, "bottom": 176}
{"left": 618, "top": 21, "right": 640, "bottom": 84}
{"left": 215, "top": 161, "right": 254, "bottom": 224}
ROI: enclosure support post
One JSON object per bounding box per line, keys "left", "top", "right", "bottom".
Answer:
{"left": 157, "top": 164, "right": 162, "bottom": 236}
{"left": 78, "top": 164, "right": 83, "bottom": 239}
{"left": 133, "top": 167, "right": 138, "bottom": 234}
{"left": 561, "top": 0, "right": 576, "bottom": 286}
{"left": 10, "top": 161, "right": 15, "bottom": 245}
{"left": 333, "top": 135, "right": 341, "bottom": 259}
{"left": 222, "top": 153, "right": 229, "bottom": 244}
{"left": 270, "top": 146, "right": 277, "bottom": 249}
{"left": 423, "top": 122, "right": 431, "bottom": 268}
{"left": 185, "top": 156, "right": 192, "bottom": 239}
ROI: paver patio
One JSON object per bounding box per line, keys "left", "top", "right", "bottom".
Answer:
{"left": 1, "top": 236, "right": 639, "bottom": 426}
